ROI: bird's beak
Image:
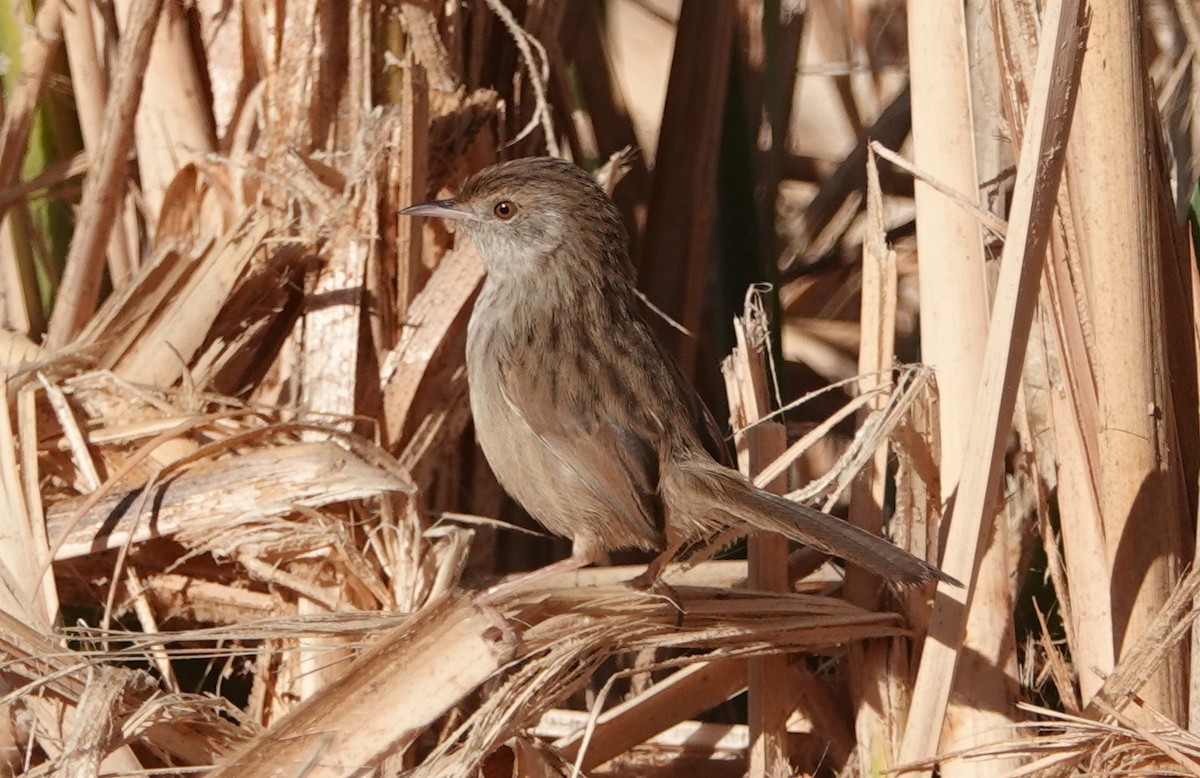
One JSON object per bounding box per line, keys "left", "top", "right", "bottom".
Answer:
{"left": 400, "top": 198, "right": 476, "bottom": 222}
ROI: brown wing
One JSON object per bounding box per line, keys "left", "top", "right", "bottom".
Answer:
{"left": 681, "top": 371, "right": 731, "bottom": 467}
{"left": 483, "top": 272, "right": 729, "bottom": 548}
{"left": 639, "top": 311, "right": 732, "bottom": 468}
{"left": 496, "top": 359, "right": 665, "bottom": 548}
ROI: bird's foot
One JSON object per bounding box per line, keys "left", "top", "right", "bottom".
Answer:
{"left": 625, "top": 570, "right": 685, "bottom": 618}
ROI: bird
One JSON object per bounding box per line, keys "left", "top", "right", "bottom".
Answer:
{"left": 401, "top": 156, "right": 953, "bottom": 589}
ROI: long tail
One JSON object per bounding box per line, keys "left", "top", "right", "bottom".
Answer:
{"left": 665, "top": 457, "right": 958, "bottom": 587}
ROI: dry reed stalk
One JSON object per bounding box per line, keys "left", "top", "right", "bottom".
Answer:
{"left": 907, "top": 2, "right": 1020, "bottom": 772}
{"left": 297, "top": 159, "right": 373, "bottom": 436}
{"left": 407, "top": 584, "right": 906, "bottom": 777}
{"left": 14, "top": 374, "right": 57, "bottom": 621}
{"left": 638, "top": 0, "right": 735, "bottom": 378}
{"left": 45, "top": 0, "right": 165, "bottom": 349}
{"left": 0, "top": 0, "right": 62, "bottom": 335}
{"left": 551, "top": 659, "right": 748, "bottom": 770}
{"left": 0, "top": 384, "right": 48, "bottom": 628}
{"left": 393, "top": 60, "right": 431, "bottom": 315}
{"left": 992, "top": 0, "right": 1116, "bottom": 715}
{"left": 1066, "top": 0, "right": 1190, "bottom": 723}
{"left": 206, "top": 593, "right": 514, "bottom": 778}
{"left": 382, "top": 242, "right": 484, "bottom": 453}
{"left": 898, "top": 0, "right": 1087, "bottom": 772}
{"left": 845, "top": 147, "right": 904, "bottom": 771}
{"left": 544, "top": 705, "right": 749, "bottom": 760}
{"left": 116, "top": 0, "right": 216, "bottom": 226}
{"left": 45, "top": 435, "right": 409, "bottom": 558}
{"left": 722, "top": 292, "right": 790, "bottom": 777}
{"left": 59, "top": 0, "right": 135, "bottom": 285}
{"left": 56, "top": 665, "right": 147, "bottom": 777}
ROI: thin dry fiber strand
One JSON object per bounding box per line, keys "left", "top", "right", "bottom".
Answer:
{"left": 743, "top": 364, "right": 933, "bottom": 496}
{"left": 927, "top": 703, "right": 1200, "bottom": 778}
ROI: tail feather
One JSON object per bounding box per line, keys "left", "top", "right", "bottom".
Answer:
{"left": 667, "top": 458, "right": 958, "bottom": 587}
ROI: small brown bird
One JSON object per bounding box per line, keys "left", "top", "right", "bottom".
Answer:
{"left": 403, "top": 157, "right": 952, "bottom": 587}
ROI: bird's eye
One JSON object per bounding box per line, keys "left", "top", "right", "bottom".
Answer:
{"left": 493, "top": 201, "right": 517, "bottom": 219}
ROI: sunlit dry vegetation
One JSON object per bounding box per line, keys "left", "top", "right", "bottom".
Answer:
{"left": 1, "top": 0, "right": 1199, "bottom": 776}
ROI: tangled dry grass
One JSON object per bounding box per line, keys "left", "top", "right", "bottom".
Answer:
{"left": 2, "top": 1, "right": 1200, "bottom": 776}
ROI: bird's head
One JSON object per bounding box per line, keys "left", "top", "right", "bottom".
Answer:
{"left": 401, "top": 157, "right": 629, "bottom": 282}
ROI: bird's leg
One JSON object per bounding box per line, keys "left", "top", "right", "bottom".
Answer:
{"left": 482, "top": 541, "right": 603, "bottom": 602}
{"left": 624, "top": 540, "right": 690, "bottom": 617}
{"left": 628, "top": 550, "right": 670, "bottom": 590}
{"left": 628, "top": 538, "right": 687, "bottom": 589}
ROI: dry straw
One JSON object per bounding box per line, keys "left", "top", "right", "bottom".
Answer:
{"left": 1, "top": 1, "right": 1199, "bottom": 777}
